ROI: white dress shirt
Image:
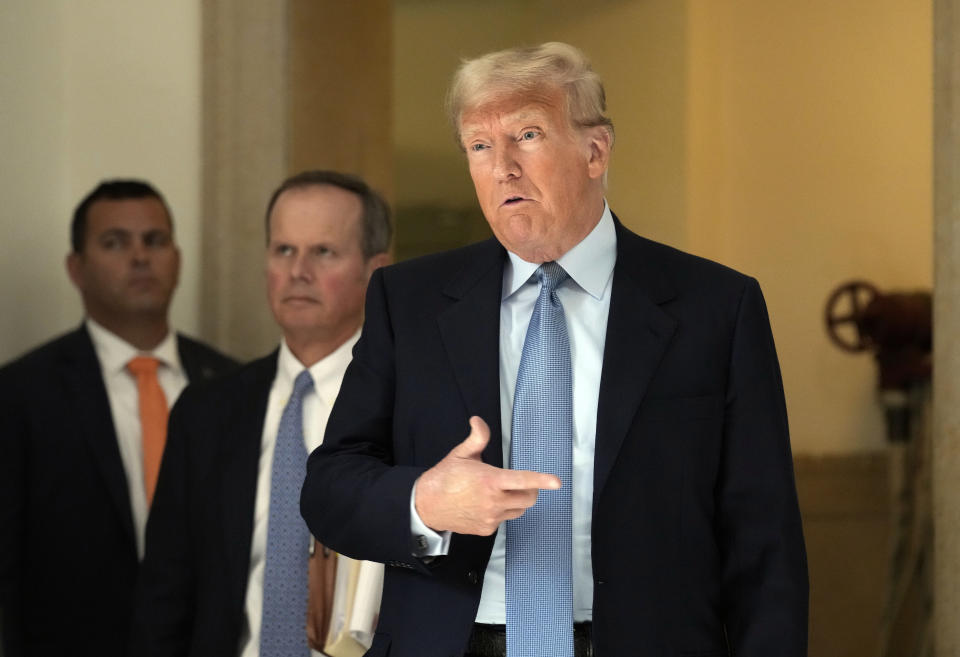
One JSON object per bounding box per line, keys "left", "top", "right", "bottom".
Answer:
{"left": 411, "top": 203, "right": 617, "bottom": 624}
{"left": 86, "top": 318, "right": 187, "bottom": 560}
{"left": 238, "top": 331, "right": 359, "bottom": 657}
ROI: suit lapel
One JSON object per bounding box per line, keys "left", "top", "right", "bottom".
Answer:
{"left": 220, "top": 353, "right": 276, "bottom": 607}
{"left": 177, "top": 335, "right": 203, "bottom": 381}
{"left": 437, "top": 239, "right": 506, "bottom": 467}
{"left": 65, "top": 326, "right": 137, "bottom": 546}
{"left": 593, "top": 224, "right": 678, "bottom": 513}
{"left": 176, "top": 334, "right": 217, "bottom": 382}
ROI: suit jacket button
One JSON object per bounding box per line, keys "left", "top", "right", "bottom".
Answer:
{"left": 467, "top": 570, "right": 480, "bottom": 585}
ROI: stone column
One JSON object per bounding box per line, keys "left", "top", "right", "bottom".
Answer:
{"left": 288, "top": 0, "right": 393, "bottom": 201}
{"left": 933, "top": 0, "right": 960, "bottom": 653}
{"left": 199, "top": 1, "right": 394, "bottom": 360}
{"left": 199, "top": 0, "right": 288, "bottom": 359}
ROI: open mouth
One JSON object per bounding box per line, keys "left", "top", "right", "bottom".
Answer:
{"left": 503, "top": 196, "right": 525, "bottom": 205}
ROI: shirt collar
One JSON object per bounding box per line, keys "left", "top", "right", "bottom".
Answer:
{"left": 85, "top": 317, "right": 182, "bottom": 375}
{"left": 502, "top": 201, "right": 617, "bottom": 300}
{"left": 277, "top": 327, "right": 360, "bottom": 407}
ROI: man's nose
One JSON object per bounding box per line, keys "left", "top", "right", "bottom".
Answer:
{"left": 493, "top": 146, "right": 521, "bottom": 181}
{"left": 131, "top": 240, "right": 150, "bottom": 264}
{"left": 290, "top": 253, "right": 313, "bottom": 280}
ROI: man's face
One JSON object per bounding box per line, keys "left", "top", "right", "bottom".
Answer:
{"left": 460, "top": 88, "right": 610, "bottom": 263}
{"left": 266, "top": 185, "right": 386, "bottom": 348}
{"left": 67, "top": 197, "right": 180, "bottom": 324}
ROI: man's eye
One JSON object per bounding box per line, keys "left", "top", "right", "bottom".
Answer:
{"left": 520, "top": 130, "right": 539, "bottom": 141}
{"left": 101, "top": 235, "right": 125, "bottom": 249}
{"left": 276, "top": 245, "right": 294, "bottom": 256}
{"left": 469, "top": 143, "right": 488, "bottom": 152}
{"left": 144, "top": 233, "right": 171, "bottom": 248}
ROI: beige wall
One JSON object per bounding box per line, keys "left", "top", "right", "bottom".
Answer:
{"left": 289, "top": 0, "right": 394, "bottom": 199}
{"left": 0, "top": 1, "right": 203, "bottom": 363}
{"left": 394, "top": 0, "right": 932, "bottom": 455}
{"left": 393, "top": 0, "right": 531, "bottom": 207}
{"left": 686, "top": 0, "right": 932, "bottom": 453}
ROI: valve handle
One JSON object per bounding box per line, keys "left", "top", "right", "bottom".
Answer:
{"left": 825, "top": 280, "right": 879, "bottom": 352}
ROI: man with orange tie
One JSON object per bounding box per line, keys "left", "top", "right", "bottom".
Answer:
{"left": 0, "top": 180, "right": 236, "bottom": 657}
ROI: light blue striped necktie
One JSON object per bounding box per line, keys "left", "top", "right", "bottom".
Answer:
{"left": 261, "top": 369, "right": 313, "bottom": 657}
{"left": 506, "top": 261, "right": 574, "bottom": 657}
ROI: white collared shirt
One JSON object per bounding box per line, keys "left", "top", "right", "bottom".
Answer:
{"left": 85, "top": 318, "right": 187, "bottom": 560}
{"left": 238, "top": 330, "right": 360, "bottom": 657}
{"left": 411, "top": 203, "right": 617, "bottom": 623}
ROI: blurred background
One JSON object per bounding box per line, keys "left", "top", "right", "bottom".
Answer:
{"left": 0, "top": 1, "right": 937, "bottom": 654}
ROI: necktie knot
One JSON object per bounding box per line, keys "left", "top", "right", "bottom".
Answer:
{"left": 536, "top": 261, "right": 569, "bottom": 295}
{"left": 291, "top": 369, "right": 314, "bottom": 402}
{"left": 127, "top": 355, "right": 161, "bottom": 377}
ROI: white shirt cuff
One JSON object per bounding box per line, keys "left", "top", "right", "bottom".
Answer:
{"left": 409, "top": 478, "right": 451, "bottom": 556}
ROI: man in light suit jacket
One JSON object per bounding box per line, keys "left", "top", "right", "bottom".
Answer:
{"left": 131, "top": 170, "right": 392, "bottom": 656}
{"left": 301, "top": 42, "right": 808, "bottom": 657}
{"left": 0, "top": 180, "right": 237, "bottom": 657}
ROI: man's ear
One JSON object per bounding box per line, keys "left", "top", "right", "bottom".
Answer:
{"left": 585, "top": 126, "right": 612, "bottom": 180}
{"left": 364, "top": 252, "right": 392, "bottom": 280}
{"left": 66, "top": 252, "right": 84, "bottom": 291}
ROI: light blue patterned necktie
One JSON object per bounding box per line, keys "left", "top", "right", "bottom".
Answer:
{"left": 261, "top": 369, "right": 313, "bottom": 657}
{"left": 506, "top": 262, "right": 574, "bottom": 657}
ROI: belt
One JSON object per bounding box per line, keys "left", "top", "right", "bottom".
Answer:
{"left": 465, "top": 622, "right": 593, "bottom": 657}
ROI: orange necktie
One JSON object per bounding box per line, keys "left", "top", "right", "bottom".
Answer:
{"left": 127, "top": 356, "right": 169, "bottom": 506}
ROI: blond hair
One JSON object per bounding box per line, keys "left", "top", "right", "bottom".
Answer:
{"left": 446, "top": 41, "right": 614, "bottom": 147}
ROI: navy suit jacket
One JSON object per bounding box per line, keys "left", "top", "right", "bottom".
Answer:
{"left": 0, "top": 325, "right": 236, "bottom": 657}
{"left": 301, "top": 220, "right": 808, "bottom": 657}
{"left": 129, "top": 353, "right": 278, "bottom": 657}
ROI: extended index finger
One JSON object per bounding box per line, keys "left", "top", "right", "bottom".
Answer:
{"left": 497, "top": 468, "right": 562, "bottom": 492}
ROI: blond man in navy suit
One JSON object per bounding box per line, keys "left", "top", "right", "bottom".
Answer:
{"left": 301, "top": 43, "right": 808, "bottom": 657}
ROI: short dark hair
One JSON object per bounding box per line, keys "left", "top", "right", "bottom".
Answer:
{"left": 71, "top": 179, "right": 172, "bottom": 253}
{"left": 264, "top": 170, "right": 392, "bottom": 259}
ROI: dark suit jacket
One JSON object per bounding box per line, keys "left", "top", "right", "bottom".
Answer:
{"left": 301, "top": 219, "right": 809, "bottom": 657}
{"left": 129, "top": 352, "right": 278, "bottom": 657}
{"left": 0, "top": 325, "right": 236, "bottom": 657}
